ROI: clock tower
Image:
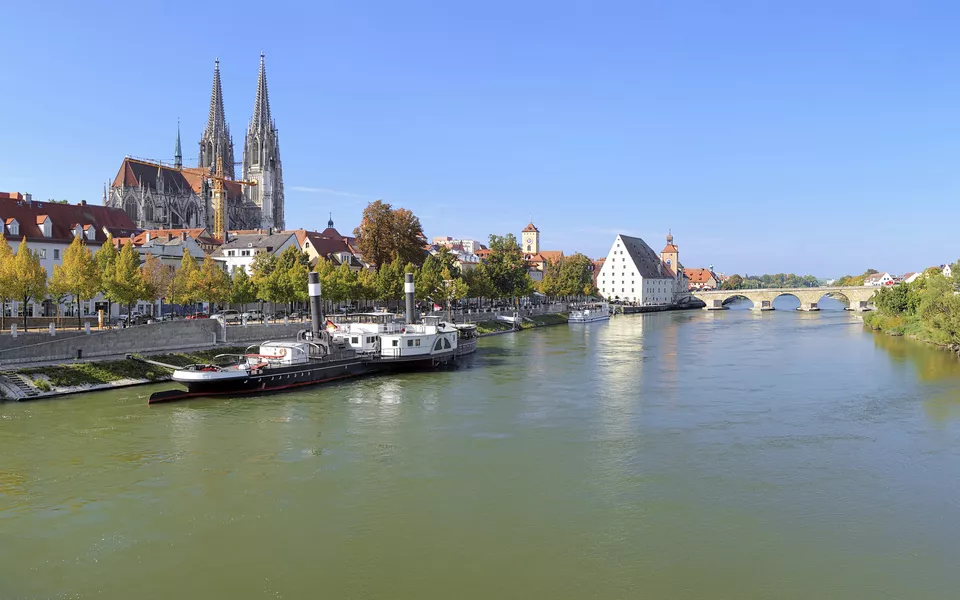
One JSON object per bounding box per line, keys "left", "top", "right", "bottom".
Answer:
{"left": 521, "top": 222, "right": 540, "bottom": 254}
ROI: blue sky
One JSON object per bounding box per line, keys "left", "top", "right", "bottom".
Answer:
{"left": 2, "top": 1, "right": 958, "bottom": 277}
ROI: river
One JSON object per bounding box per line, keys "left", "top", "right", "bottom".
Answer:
{"left": 3, "top": 296, "right": 960, "bottom": 599}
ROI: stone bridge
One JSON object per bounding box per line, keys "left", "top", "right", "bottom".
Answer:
{"left": 692, "top": 287, "right": 879, "bottom": 312}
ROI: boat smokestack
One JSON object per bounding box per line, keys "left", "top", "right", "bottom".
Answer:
{"left": 309, "top": 271, "right": 324, "bottom": 336}
{"left": 404, "top": 272, "right": 416, "bottom": 324}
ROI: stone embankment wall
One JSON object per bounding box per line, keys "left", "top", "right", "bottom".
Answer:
{"left": 0, "top": 320, "right": 310, "bottom": 367}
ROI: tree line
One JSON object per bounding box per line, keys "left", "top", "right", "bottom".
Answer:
{"left": 720, "top": 273, "right": 821, "bottom": 290}
{"left": 866, "top": 261, "right": 960, "bottom": 344}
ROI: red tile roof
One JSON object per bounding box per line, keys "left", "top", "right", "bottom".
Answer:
{"left": 685, "top": 268, "right": 717, "bottom": 284}
{"left": 522, "top": 222, "right": 539, "bottom": 233}
{"left": 131, "top": 228, "right": 208, "bottom": 245}
{"left": 292, "top": 229, "right": 355, "bottom": 259}
{"left": 0, "top": 197, "right": 136, "bottom": 244}
{"left": 661, "top": 243, "right": 678, "bottom": 254}
{"left": 540, "top": 250, "right": 564, "bottom": 263}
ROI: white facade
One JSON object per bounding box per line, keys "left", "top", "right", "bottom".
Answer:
{"left": 215, "top": 233, "right": 299, "bottom": 275}
{"left": 596, "top": 234, "right": 682, "bottom": 305}
{"left": 864, "top": 272, "right": 895, "bottom": 287}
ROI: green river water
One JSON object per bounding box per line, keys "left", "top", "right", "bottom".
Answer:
{"left": 2, "top": 296, "right": 960, "bottom": 599}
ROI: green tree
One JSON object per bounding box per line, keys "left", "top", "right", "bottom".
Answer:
{"left": 50, "top": 235, "right": 100, "bottom": 330}
{"left": 229, "top": 267, "right": 257, "bottom": 312}
{"left": 557, "top": 253, "right": 594, "bottom": 297}
{"left": 463, "top": 264, "right": 495, "bottom": 306}
{"left": 375, "top": 258, "right": 405, "bottom": 304}
{"left": 721, "top": 274, "right": 744, "bottom": 290}
{"left": 94, "top": 234, "right": 118, "bottom": 316}
{"left": 9, "top": 238, "right": 47, "bottom": 330}
{"left": 330, "top": 262, "right": 360, "bottom": 306}
{"left": 193, "top": 255, "right": 232, "bottom": 311}
{"left": 416, "top": 254, "right": 443, "bottom": 302}
{"left": 357, "top": 268, "right": 378, "bottom": 307}
{"left": 485, "top": 233, "right": 531, "bottom": 300}
{"left": 0, "top": 236, "right": 14, "bottom": 329}
{"left": 170, "top": 249, "right": 200, "bottom": 309}
{"left": 110, "top": 240, "right": 146, "bottom": 319}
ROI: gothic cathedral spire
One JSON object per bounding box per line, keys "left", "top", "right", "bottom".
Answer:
{"left": 199, "top": 58, "right": 235, "bottom": 179}
{"left": 174, "top": 120, "right": 182, "bottom": 168}
{"left": 242, "top": 52, "right": 285, "bottom": 230}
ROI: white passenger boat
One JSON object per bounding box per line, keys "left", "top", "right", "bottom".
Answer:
{"left": 568, "top": 303, "right": 610, "bottom": 323}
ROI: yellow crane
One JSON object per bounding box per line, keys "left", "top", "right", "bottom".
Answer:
{"left": 211, "top": 155, "right": 257, "bottom": 242}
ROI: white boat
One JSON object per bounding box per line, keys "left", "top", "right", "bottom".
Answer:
{"left": 568, "top": 303, "right": 610, "bottom": 323}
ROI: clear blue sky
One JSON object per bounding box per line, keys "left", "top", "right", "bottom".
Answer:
{"left": 2, "top": 1, "right": 958, "bottom": 277}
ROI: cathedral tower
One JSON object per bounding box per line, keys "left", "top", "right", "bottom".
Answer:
{"left": 199, "top": 59, "right": 235, "bottom": 179}
{"left": 242, "top": 52, "right": 285, "bottom": 230}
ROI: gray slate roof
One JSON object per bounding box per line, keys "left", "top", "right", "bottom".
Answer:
{"left": 217, "top": 232, "right": 294, "bottom": 256}
{"left": 619, "top": 234, "right": 673, "bottom": 280}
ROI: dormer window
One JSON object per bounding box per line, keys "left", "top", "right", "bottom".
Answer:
{"left": 36, "top": 215, "right": 51, "bottom": 237}
{"left": 83, "top": 224, "right": 95, "bottom": 241}
{"left": 5, "top": 218, "right": 18, "bottom": 236}
{"left": 73, "top": 224, "right": 83, "bottom": 238}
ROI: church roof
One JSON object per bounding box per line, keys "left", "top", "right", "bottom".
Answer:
{"left": 522, "top": 222, "right": 539, "bottom": 233}
{"left": 0, "top": 197, "right": 136, "bottom": 244}
{"left": 661, "top": 243, "right": 678, "bottom": 254}
{"left": 617, "top": 234, "right": 673, "bottom": 280}
{"left": 112, "top": 158, "right": 243, "bottom": 200}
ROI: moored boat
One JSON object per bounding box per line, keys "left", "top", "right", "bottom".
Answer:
{"left": 568, "top": 302, "right": 610, "bottom": 323}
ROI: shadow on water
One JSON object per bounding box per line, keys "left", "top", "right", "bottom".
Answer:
{"left": 870, "top": 328, "right": 960, "bottom": 422}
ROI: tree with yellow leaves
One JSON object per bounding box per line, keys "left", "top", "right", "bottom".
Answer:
{"left": 8, "top": 238, "right": 47, "bottom": 331}
{"left": 0, "top": 236, "right": 13, "bottom": 329}
{"left": 50, "top": 235, "right": 100, "bottom": 330}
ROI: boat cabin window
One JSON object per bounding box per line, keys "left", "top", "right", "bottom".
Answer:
{"left": 443, "top": 338, "right": 451, "bottom": 349}
{"left": 434, "top": 339, "right": 443, "bottom": 351}
{"left": 392, "top": 340, "right": 399, "bottom": 347}
{"left": 407, "top": 340, "right": 414, "bottom": 347}
{"left": 416, "top": 339, "right": 421, "bottom": 346}
{"left": 351, "top": 336, "right": 359, "bottom": 344}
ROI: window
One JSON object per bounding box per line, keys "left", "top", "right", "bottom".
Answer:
{"left": 415, "top": 339, "right": 421, "bottom": 346}
{"left": 407, "top": 340, "right": 414, "bottom": 347}
{"left": 434, "top": 339, "right": 443, "bottom": 351}
{"left": 54, "top": 249, "right": 59, "bottom": 260}
{"left": 8, "top": 222, "right": 18, "bottom": 236}
{"left": 228, "top": 250, "right": 235, "bottom": 256}
{"left": 38, "top": 249, "right": 46, "bottom": 259}
{"left": 351, "top": 336, "right": 359, "bottom": 344}
{"left": 392, "top": 340, "right": 399, "bottom": 347}
{"left": 443, "top": 338, "right": 452, "bottom": 349}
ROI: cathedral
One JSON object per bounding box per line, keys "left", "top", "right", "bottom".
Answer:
{"left": 107, "top": 55, "right": 284, "bottom": 234}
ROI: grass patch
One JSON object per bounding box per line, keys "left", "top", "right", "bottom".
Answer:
{"left": 475, "top": 320, "right": 515, "bottom": 335}
{"left": 522, "top": 313, "right": 569, "bottom": 328}
{"left": 16, "top": 347, "right": 247, "bottom": 389}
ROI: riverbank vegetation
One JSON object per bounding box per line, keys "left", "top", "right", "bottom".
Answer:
{"left": 863, "top": 263, "right": 960, "bottom": 347}
{"left": 720, "top": 273, "right": 820, "bottom": 289}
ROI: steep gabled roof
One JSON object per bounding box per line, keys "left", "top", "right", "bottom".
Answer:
{"left": 661, "top": 243, "right": 678, "bottom": 254}
{"left": 0, "top": 197, "right": 136, "bottom": 244}
{"left": 618, "top": 234, "right": 673, "bottom": 280}
{"left": 111, "top": 158, "right": 243, "bottom": 200}
{"left": 685, "top": 268, "right": 718, "bottom": 284}
{"left": 540, "top": 250, "right": 564, "bottom": 263}
{"left": 522, "top": 222, "right": 539, "bottom": 233}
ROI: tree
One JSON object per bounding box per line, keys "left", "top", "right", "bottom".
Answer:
{"left": 357, "top": 268, "right": 378, "bottom": 307}
{"left": 330, "top": 261, "right": 359, "bottom": 306}
{"left": 193, "top": 254, "right": 232, "bottom": 311}
{"left": 170, "top": 249, "right": 200, "bottom": 310}
{"left": 50, "top": 235, "right": 100, "bottom": 330}
{"left": 94, "top": 234, "right": 118, "bottom": 316}
{"left": 464, "top": 264, "right": 495, "bottom": 306}
{"left": 229, "top": 267, "right": 257, "bottom": 312}
{"left": 110, "top": 240, "right": 146, "bottom": 319}
{"left": 141, "top": 253, "right": 175, "bottom": 317}
{"left": 438, "top": 265, "right": 468, "bottom": 317}
{"left": 375, "top": 258, "right": 405, "bottom": 304}
{"left": 485, "top": 234, "right": 531, "bottom": 300}
{"left": 721, "top": 274, "right": 744, "bottom": 290}
{"left": 416, "top": 254, "right": 443, "bottom": 302}
{"left": 353, "top": 200, "right": 426, "bottom": 270}
{"left": 557, "top": 253, "right": 594, "bottom": 298}
{"left": 0, "top": 236, "right": 14, "bottom": 329}
{"left": 9, "top": 238, "right": 47, "bottom": 330}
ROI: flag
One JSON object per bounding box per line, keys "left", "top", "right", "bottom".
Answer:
{"left": 325, "top": 319, "right": 337, "bottom": 331}
{"left": 433, "top": 303, "right": 442, "bottom": 311}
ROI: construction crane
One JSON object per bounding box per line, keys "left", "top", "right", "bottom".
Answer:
{"left": 210, "top": 155, "right": 257, "bottom": 242}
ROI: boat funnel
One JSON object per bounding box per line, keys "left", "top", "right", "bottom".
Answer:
{"left": 405, "top": 272, "right": 416, "bottom": 324}
{"left": 309, "top": 271, "right": 324, "bottom": 336}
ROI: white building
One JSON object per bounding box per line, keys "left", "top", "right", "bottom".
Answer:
{"left": 432, "top": 237, "right": 485, "bottom": 255}
{"left": 596, "top": 233, "right": 688, "bottom": 305}
{"left": 864, "top": 272, "right": 895, "bottom": 286}
{"left": 0, "top": 192, "right": 138, "bottom": 320}
{"left": 214, "top": 231, "right": 300, "bottom": 275}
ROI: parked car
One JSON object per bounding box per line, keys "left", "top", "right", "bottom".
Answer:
{"left": 211, "top": 310, "right": 241, "bottom": 324}
{"left": 241, "top": 310, "right": 264, "bottom": 322}
{"left": 185, "top": 313, "right": 210, "bottom": 320}
{"left": 115, "top": 312, "right": 152, "bottom": 326}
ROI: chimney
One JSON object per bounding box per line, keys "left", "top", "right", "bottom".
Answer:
{"left": 404, "top": 272, "right": 416, "bottom": 324}
{"left": 80, "top": 200, "right": 86, "bottom": 206}
{"left": 180, "top": 232, "right": 187, "bottom": 241}
{"left": 309, "top": 271, "right": 324, "bottom": 336}
{"left": 24, "top": 193, "right": 32, "bottom": 207}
